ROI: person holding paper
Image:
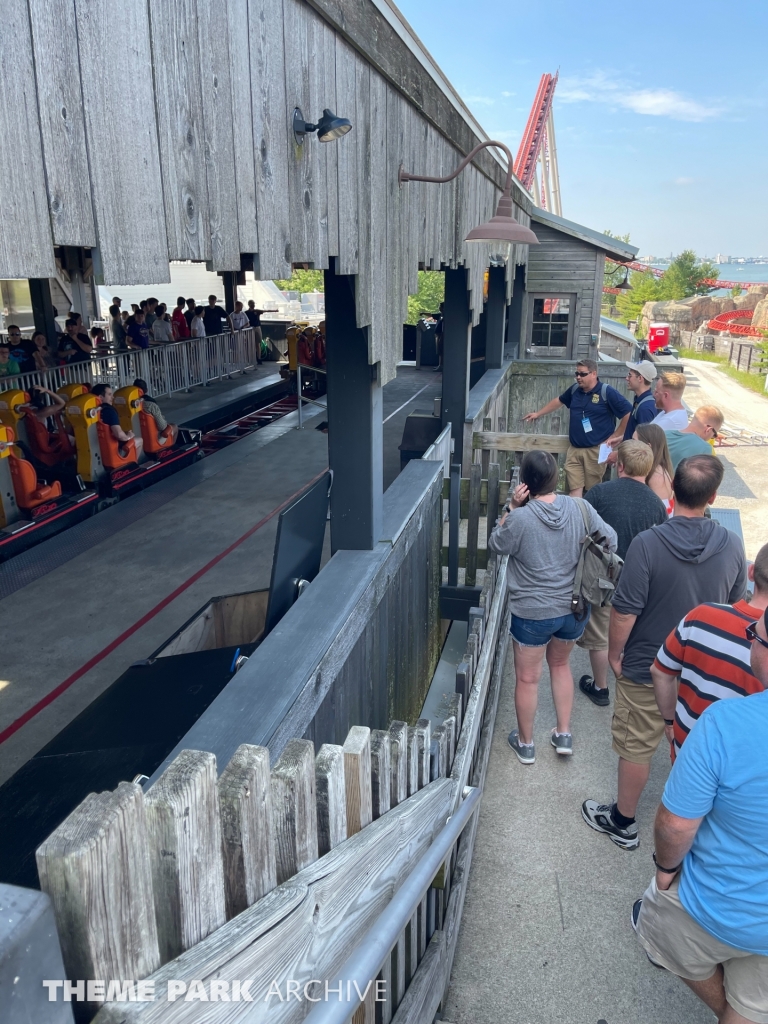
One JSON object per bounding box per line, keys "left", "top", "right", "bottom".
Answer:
{"left": 523, "top": 359, "right": 632, "bottom": 497}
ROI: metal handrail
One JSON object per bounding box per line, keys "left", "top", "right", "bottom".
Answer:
{"left": 0, "top": 329, "right": 260, "bottom": 400}
{"left": 303, "top": 785, "right": 481, "bottom": 1024}
{"left": 296, "top": 361, "right": 327, "bottom": 429}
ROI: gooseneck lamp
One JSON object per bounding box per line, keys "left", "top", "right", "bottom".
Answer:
{"left": 293, "top": 108, "right": 353, "bottom": 144}
{"left": 399, "top": 140, "right": 539, "bottom": 252}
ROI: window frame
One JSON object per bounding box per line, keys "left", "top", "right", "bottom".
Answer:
{"left": 524, "top": 291, "right": 578, "bottom": 359}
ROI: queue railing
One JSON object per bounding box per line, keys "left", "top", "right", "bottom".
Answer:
{"left": 0, "top": 328, "right": 261, "bottom": 399}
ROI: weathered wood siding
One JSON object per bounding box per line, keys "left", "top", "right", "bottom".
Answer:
{"left": 524, "top": 221, "right": 606, "bottom": 361}
{"left": 0, "top": 0, "right": 532, "bottom": 384}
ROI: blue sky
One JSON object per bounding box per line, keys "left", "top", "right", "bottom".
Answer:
{"left": 395, "top": 0, "right": 768, "bottom": 258}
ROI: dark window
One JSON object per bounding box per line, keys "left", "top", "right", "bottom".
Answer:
{"left": 531, "top": 296, "right": 571, "bottom": 350}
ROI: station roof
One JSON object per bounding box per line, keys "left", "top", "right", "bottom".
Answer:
{"left": 531, "top": 208, "right": 639, "bottom": 261}
{"left": 600, "top": 315, "right": 640, "bottom": 347}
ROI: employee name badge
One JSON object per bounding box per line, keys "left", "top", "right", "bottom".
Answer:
{"left": 581, "top": 416, "right": 592, "bottom": 434}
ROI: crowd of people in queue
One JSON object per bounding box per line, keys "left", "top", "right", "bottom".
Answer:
{"left": 489, "top": 357, "right": 767, "bottom": 1024}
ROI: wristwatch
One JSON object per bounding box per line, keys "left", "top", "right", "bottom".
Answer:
{"left": 663, "top": 718, "right": 674, "bottom": 726}
{"left": 503, "top": 503, "right": 512, "bottom": 514}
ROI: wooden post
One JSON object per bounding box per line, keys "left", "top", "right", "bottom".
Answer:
{"left": 370, "top": 729, "right": 391, "bottom": 819}
{"left": 217, "top": 744, "right": 276, "bottom": 920}
{"left": 433, "top": 725, "right": 449, "bottom": 779}
{"left": 271, "top": 739, "right": 319, "bottom": 884}
{"left": 145, "top": 750, "right": 226, "bottom": 963}
{"left": 406, "top": 726, "right": 419, "bottom": 796}
{"left": 343, "top": 725, "right": 373, "bottom": 835}
{"left": 36, "top": 783, "right": 160, "bottom": 1016}
{"left": 481, "top": 417, "right": 492, "bottom": 479}
{"left": 415, "top": 719, "right": 431, "bottom": 789}
{"left": 465, "top": 462, "right": 481, "bottom": 586}
{"left": 315, "top": 743, "right": 347, "bottom": 855}
{"left": 487, "top": 461, "right": 500, "bottom": 547}
{"left": 388, "top": 720, "right": 408, "bottom": 808}
{"left": 455, "top": 661, "right": 471, "bottom": 710}
{"left": 443, "top": 715, "right": 457, "bottom": 772}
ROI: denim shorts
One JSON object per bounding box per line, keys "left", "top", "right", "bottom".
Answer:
{"left": 510, "top": 608, "right": 590, "bottom": 648}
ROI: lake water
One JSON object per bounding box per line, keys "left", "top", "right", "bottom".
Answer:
{"left": 651, "top": 263, "right": 768, "bottom": 296}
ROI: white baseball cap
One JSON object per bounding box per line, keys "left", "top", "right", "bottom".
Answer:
{"left": 626, "top": 360, "right": 657, "bottom": 382}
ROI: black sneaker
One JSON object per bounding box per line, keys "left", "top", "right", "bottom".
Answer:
{"left": 631, "top": 899, "right": 665, "bottom": 969}
{"left": 581, "top": 800, "right": 639, "bottom": 849}
{"left": 579, "top": 675, "right": 610, "bottom": 706}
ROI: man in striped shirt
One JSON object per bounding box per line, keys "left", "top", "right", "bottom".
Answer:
{"left": 651, "top": 542, "right": 768, "bottom": 757}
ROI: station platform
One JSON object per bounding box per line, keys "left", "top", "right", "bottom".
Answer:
{"left": 0, "top": 364, "right": 443, "bottom": 788}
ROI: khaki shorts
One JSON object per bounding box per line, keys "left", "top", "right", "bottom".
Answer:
{"left": 564, "top": 444, "right": 604, "bottom": 492}
{"left": 577, "top": 601, "right": 610, "bottom": 651}
{"left": 611, "top": 674, "right": 665, "bottom": 764}
{"left": 637, "top": 876, "right": 768, "bottom": 1023}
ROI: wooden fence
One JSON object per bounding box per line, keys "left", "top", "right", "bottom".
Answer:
{"left": 32, "top": 554, "right": 510, "bottom": 1024}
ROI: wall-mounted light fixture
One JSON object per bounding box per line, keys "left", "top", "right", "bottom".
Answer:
{"left": 293, "top": 107, "right": 352, "bottom": 144}
{"left": 617, "top": 269, "right": 632, "bottom": 290}
{"left": 399, "top": 140, "right": 539, "bottom": 257}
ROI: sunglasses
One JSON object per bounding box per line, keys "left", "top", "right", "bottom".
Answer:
{"left": 574, "top": 371, "right": 592, "bottom": 378}
{"left": 746, "top": 621, "right": 768, "bottom": 650}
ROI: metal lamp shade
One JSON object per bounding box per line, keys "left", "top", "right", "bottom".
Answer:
{"left": 464, "top": 195, "right": 539, "bottom": 246}
{"left": 316, "top": 109, "right": 353, "bottom": 142}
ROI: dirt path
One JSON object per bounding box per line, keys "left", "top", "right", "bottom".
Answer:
{"left": 682, "top": 358, "right": 768, "bottom": 559}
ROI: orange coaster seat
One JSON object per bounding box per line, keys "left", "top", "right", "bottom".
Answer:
{"left": 24, "top": 413, "right": 75, "bottom": 467}
{"left": 9, "top": 454, "right": 62, "bottom": 509}
{"left": 96, "top": 420, "right": 136, "bottom": 470}
{"left": 139, "top": 410, "right": 171, "bottom": 455}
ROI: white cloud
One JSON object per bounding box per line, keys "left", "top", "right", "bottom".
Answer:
{"left": 486, "top": 129, "right": 519, "bottom": 142}
{"left": 674, "top": 176, "right": 695, "bottom": 185}
{"left": 501, "top": 91, "right": 515, "bottom": 98}
{"left": 464, "top": 94, "right": 495, "bottom": 106}
{"left": 558, "top": 71, "right": 721, "bottom": 122}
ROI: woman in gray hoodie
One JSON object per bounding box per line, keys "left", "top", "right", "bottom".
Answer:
{"left": 488, "top": 450, "right": 617, "bottom": 764}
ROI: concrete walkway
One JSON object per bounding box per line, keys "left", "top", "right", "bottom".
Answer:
{"left": 682, "top": 357, "right": 768, "bottom": 559}
{"left": 445, "top": 643, "right": 713, "bottom": 1024}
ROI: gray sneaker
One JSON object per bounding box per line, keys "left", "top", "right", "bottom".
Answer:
{"left": 550, "top": 730, "right": 573, "bottom": 756}
{"left": 508, "top": 729, "right": 535, "bottom": 765}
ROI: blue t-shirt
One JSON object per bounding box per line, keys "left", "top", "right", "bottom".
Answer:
{"left": 100, "top": 403, "right": 120, "bottom": 427}
{"left": 662, "top": 690, "right": 768, "bottom": 954}
{"left": 558, "top": 381, "right": 632, "bottom": 448}
{"left": 127, "top": 321, "right": 150, "bottom": 349}
{"left": 623, "top": 390, "right": 657, "bottom": 440}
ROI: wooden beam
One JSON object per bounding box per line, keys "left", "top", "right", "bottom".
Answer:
{"left": 315, "top": 743, "right": 348, "bottom": 856}
{"left": 472, "top": 431, "right": 570, "bottom": 452}
{"left": 271, "top": 739, "right": 319, "bottom": 884}
{"left": 343, "top": 725, "right": 373, "bottom": 836}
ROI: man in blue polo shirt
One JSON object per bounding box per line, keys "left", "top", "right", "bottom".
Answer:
{"left": 633, "top": 605, "right": 768, "bottom": 1023}
{"left": 523, "top": 358, "right": 632, "bottom": 496}
{"left": 623, "top": 360, "right": 658, "bottom": 440}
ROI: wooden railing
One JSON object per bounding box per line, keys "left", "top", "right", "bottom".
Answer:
{"left": 31, "top": 555, "right": 510, "bottom": 1024}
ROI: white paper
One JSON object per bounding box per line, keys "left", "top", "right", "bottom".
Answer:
{"left": 598, "top": 442, "right": 612, "bottom": 465}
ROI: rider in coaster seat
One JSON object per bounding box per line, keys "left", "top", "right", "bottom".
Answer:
{"left": 20, "top": 387, "right": 76, "bottom": 466}
{"left": 133, "top": 378, "right": 178, "bottom": 452}
{"left": 91, "top": 383, "right": 142, "bottom": 465}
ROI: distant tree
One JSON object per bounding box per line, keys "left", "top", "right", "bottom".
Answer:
{"left": 731, "top": 285, "right": 743, "bottom": 297}
{"left": 616, "top": 271, "right": 665, "bottom": 330}
{"left": 662, "top": 249, "right": 719, "bottom": 298}
{"left": 406, "top": 271, "right": 445, "bottom": 325}
{"left": 273, "top": 269, "right": 324, "bottom": 293}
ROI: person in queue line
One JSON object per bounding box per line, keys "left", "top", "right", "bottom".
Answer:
{"left": 635, "top": 423, "right": 675, "bottom": 515}
{"left": 622, "top": 361, "right": 659, "bottom": 440}
{"left": 229, "top": 300, "right": 249, "bottom": 333}
{"left": 110, "top": 304, "right": 127, "bottom": 349}
{"left": 172, "top": 296, "right": 190, "bottom": 340}
{"left": 523, "top": 358, "right": 632, "bottom": 497}
{"left": 582, "top": 455, "right": 747, "bottom": 850}
{"left": 487, "top": 450, "right": 618, "bottom": 763}
{"left": 190, "top": 306, "right": 206, "bottom": 338}
{"left": 121, "top": 309, "right": 131, "bottom": 330}
{"left": 111, "top": 296, "right": 122, "bottom": 313}
{"left": 4, "top": 325, "right": 34, "bottom": 371}
{"left": 58, "top": 317, "right": 93, "bottom": 363}
{"left": 632, "top": 604, "right": 768, "bottom": 1024}
{"left": 126, "top": 309, "right": 151, "bottom": 350}
{"left": 652, "top": 370, "right": 689, "bottom": 431}
{"left": 665, "top": 405, "right": 724, "bottom": 470}
{"left": 133, "top": 378, "right": 178, "bottom": 446}
{"left": 652, "top": 541, "right": 768, "bottom": 761}
{"left": 577, "top": 440, "right": 668, "bottom": 707}
{"left": 89, "top": 327, "right": 105, "bottom": 350}
{"left": 246, "top": 300, "right": 266, "bottom": 363}
{"left": 0, "top": 344, "right": 21, "bottom": 378}
{"left": 30, "top": 331, "right": 57, "bottom": 371}
{"left": 203, "top": 294, "right": 228, "bottom": 336}
{"left": 91, "top": 383, "right": 142, "bottom": 460}
{"left": 151, "top": 304, "right": 174, "bottom": 343}
{"left": 184, "top": 297, "right": 197, "bottom": 330}
{"left": 144, "top": 297, "right": 159, "bottom": 330}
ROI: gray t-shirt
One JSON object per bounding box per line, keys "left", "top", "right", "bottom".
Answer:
{"left": 488, "top": 494, "right": 617, "bottom": 619}
{"left": 612, "top": 516, "right": 747, "bottom": 685}
{"left": 584, "top": 477, "right": 667, "bottom": 559}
